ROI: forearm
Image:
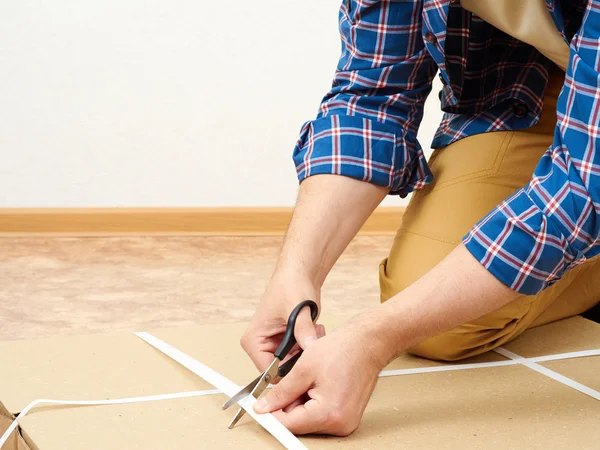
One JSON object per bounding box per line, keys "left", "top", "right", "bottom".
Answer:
{"left": 358, "top": 244, "right": 520, "bottom": 366}
{"left": 275, "top": 174, "right": 388, "bottom": 288}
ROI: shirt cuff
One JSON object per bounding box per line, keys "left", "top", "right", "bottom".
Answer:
{"left": 462, "top": 188, "right": 587, "bottom": 295}
{"left": 292, "top": 115, "right": 433, "bottom": 198}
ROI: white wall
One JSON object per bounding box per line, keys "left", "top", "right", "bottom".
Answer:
{"left": 0, "top": 0, "right": 443, "bottom": 207}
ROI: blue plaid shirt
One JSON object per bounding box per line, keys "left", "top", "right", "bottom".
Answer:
{"left": 292, "top": 0, "right": 599, "bottom": 295}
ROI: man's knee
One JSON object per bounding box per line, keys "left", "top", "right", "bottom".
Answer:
{"left": 407, "top": 312, "right": 527, "bottom": 362}
{"left": 379, "top": 233, "right": 456, "bottom": 302}
{"left": 379, "top": 256, "right": 413, "bottom": 302}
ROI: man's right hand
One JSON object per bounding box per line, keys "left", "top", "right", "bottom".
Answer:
{"left": 240, "top": 274, "right": 326, "bottom": 372}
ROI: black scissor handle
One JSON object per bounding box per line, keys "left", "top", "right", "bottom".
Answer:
{"left": 273, "top": 300, "right": 319, "bottom": 361}
{"left": 277, "top": 352, "right": 302, "bottom": 378}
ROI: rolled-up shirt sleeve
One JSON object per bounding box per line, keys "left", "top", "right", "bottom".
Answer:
{"left": 463, "top": 4, "right": 600, "bottom": 295}
{"left": 293, "top": 0, "right": 438, "bottom": 197}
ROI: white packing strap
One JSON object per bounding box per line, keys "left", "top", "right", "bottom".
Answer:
{"left": 135, "top": 332, "right": 308, "bottom": 450}
{"left": 0, "top": 389, "right": 220, "bottom": 448}
{"left": 529, "top": 348, "right": 600, "bottom": 363}
{"left": 494, "top": 347, "right": 600, "bottom": 401}
{"left": 379, "top": 359, "right": 518, "bottom": 377}
{"left": 380, "top": 348, "right": 600, "bottom": 378}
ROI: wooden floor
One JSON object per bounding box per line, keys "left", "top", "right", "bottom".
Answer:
{"left": 0, "top": 236, "right": 394, "bottom": 341}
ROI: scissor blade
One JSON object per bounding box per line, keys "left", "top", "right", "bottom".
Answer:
{"left": 226, "top": 359, "right": 280, "bottom": 429}
{"left": 248, "top": 358, "right": 279, "bottom": 401}
{"left": 222, "top": 373, "right": 263, "bottom": 410}
{"left": 228, "top": 407, "right": 245, "bottom": 429}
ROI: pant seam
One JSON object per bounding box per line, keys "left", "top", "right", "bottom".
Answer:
{"left": 428, "top": 131, "right": 516, "bottom": 191}
{"left": 395, "top": 228, "right": 461, "bottom": 246}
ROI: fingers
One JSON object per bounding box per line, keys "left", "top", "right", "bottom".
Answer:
{"left": 282, "top": 394, "right": 308, "bottom": 413}
{"left": 241, "top": 320, "right": 324, "bottom": 373}
{"left": 253, "top": 363, "right": 312, "bottom": 414}
{"left": 273, "top": 398, "right": 356, "bottom": 436}
{"left": 240, "top": 331, "right": 279, "bottom": 372}
{"left": 255, "top": 350, "right": 280, "bottom": 372}
{"left": 271, "top": 398, "right": 329, "bottom": 435}
{"left": 316, "top": 324, "right": 326, "bottom": 339}
{"left": 293, "top": 308, "right": 319, "bottom": 349}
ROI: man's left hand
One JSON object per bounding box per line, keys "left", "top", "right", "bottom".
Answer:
{"left": 252, "top": 318, "right": 389, "bottom": 436}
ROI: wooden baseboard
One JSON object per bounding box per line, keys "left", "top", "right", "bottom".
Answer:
{"left": 0, "top": 207, "right": 404, "bottom": 236}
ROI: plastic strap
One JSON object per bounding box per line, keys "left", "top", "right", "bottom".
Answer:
{"left": 135, "top": 332, "right": 308, "bottom": 450}
{"left": 0, "top": 389, "right": 220, "bottom": 448}
{"left": 494, "top": 347, "right": 600, "bottom": 400}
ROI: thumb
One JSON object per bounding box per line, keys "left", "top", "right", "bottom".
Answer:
{"left": 253, "top": 364, "right": 311, "bottom": 414}
{"left": 293, "top": 308, "right": 318, "bottom": 350}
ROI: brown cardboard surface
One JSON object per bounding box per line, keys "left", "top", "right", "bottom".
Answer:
{"left": 0, "top": 384, "right": 32, "bottom": 450}
{"left": 502, "top": 316, "right": 600, "bottom": 357}
{"left": 0, "top": 414, "right": 19, "bottom": 450}
{"left": 1, "top": 316, "right": 599, "bottom": 449}
{"left": 0, "top": 331, "right": 214, "bottom": 414}
{"left": 542, "top": 357, "right": 600, "bottom": 391}
{"left": 15, "top": 437, "right": 29, "bottom": 450}
{"left": 17, "top": 363, "right": 600, "bottom": 449}
{"left": 148, "top": 322, "right": 271, "bottom": 385}
{"left": 0, "top": 412, "right": 29, "bottom": 450}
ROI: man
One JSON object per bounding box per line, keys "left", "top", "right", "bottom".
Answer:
{"left": 242, "top": 0, "right": 599, "bottom": 436}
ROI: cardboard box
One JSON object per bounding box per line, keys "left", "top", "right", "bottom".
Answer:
{"left": 1, "top": 316, "right": 599, "bottom": 449}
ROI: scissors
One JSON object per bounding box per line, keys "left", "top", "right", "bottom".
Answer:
{"left": 222, "top": 299, "right": 319, "bottom": 429}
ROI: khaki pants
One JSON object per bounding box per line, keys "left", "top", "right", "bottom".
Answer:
{"left": 379, "top": 67, "right": 600, "bottom": 361}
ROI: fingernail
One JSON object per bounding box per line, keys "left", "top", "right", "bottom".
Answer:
{"left": 255, "top": 398, "right": 268, "bottom": 411}
{"left": 303, "top": 336, "right": 316, "bottom": 347}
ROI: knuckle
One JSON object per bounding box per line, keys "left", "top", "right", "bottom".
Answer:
{"left": 325, "top": 408, "right": 344, "bottom": 429}
{"left": 324, "top": 407, "right": 357, "bottom": 436}
{"left": 272, "top": 383, "right": 288, "bottom": 398}
{"left": 270, "top": 387, "right": 287, "bottom": 403}
{"left": 239, "top": 333, "right": 250, "bottom": 352}
{"left": 338, "top": 419, "right": 358, "bottom": 437}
